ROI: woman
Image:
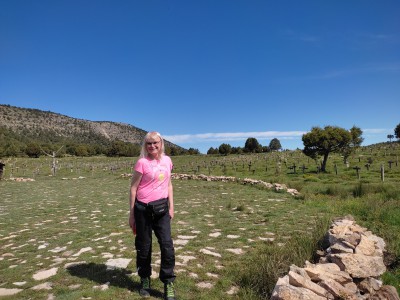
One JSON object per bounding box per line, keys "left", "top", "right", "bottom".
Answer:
{"left": 129, "top": 131, "right": 176, "bottom": 300}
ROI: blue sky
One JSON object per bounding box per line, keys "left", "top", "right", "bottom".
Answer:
{"left": 1, "top": 1, "right": 399, "bottom": 153}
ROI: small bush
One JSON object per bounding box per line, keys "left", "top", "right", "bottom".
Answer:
{"left": 353, "top": 182, "right": 367, "bottom": 198}
{"left": 236, "top": 203, "right": 245, "bottom": 211}
{"left": 303, "top": 174, "right": 320, "bottom": 182}
{"left": 325, "top": 184, "right": 349, "bottom": 199}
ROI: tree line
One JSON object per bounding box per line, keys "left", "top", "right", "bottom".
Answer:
{"left": 207, "top": 123, "right": 400, "bottom": 172}
{"left": 0, "top": 126, "right": 197, "bottom": 158}
{"left": 207, "top": 137, "right": 282, "bottom": 155}
{"left": 1, "top": 123, "right": 399, "bottom": 162}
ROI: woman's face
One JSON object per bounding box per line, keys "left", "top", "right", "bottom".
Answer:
{"left": 146, "top": 137, "right": 161, "bottom": 158}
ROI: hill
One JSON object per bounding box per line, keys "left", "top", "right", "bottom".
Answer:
{"left": 0, "top": 104, "right": 185, "bottom": 155}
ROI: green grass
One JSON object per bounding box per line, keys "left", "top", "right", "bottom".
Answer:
{"left": 0, "top": 172, "right": 331, "bottom": 299}
{"left": 0, "top": 146, "right": 399, "bottom": 299}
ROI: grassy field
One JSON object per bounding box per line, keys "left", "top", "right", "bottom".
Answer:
{"left": 0, "top": 144, "right": 399, "bottom": 299}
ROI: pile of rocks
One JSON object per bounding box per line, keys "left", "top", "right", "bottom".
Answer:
{"left": 271, "top": 216, "right": 399, "bottom": 300}
{"left": 172, "top": 173, "right": 236, "bottom": 182}
{"left": 171, "top": 173, "right": 300, "bottom": 196}
{"left": 7, "top": 177, "right": 35, "bottom": 182}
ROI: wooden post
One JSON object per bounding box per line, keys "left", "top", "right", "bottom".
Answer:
{"left": 40, "top": 145, "right": 63, "bottom": 176}
{"left": 0, "top": 161, "right": 5, "bottom": 180}
{"left": 381, "top": 164, "right": 384, "bottom": 182}
{"left": 275, "top": 163, "right": 281, "bottom": 175}
{"left": 353, "top": 166, "right": 361, "bottom": 180}
{"left": 52, "top": 151, "right": 56, "bottom": 176}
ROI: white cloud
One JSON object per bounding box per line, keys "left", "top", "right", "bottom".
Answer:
{"left": 163, "top": 128, "right": 390, "bottom": 153}
{"left": 164, "top": 131, "right": 306, "bottom": 144}
{"left": 362, "top": 128, "right": 390, "bottom": 134}
{"left": 165, "top": 128, "right": 390, "bottom": 144}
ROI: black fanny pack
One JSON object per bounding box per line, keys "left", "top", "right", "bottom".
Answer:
{"left": 135, "top": 198, "right": 169, "bottom": 216}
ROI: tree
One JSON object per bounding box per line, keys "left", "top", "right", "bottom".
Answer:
{"left": 107, "top": 141, "right": 126, "bottom": 157}
{"left": 269, "top": 138, "right": 282, "bottom": 151}
{"left": 207, "top": 147, "right": 219, "bottom": 155}
{"left": 75, "top": 145, "right": 89, "bottom": 157}
{"left": 218, "top": 143, "right": 232, "bottom": 156}
{"left": 387, "top": 134, "right": 394, "bottom": 143}
{"left": 302, "top": 126, "right": 352, "bottom": 172}
{"left": 231, "top": 146, "right": 243, "bottom": 154}
{"left": 244, "top": 137, "right": 261, "bottom": 153}
{"left": 342, "top": 126, "right": 363, "bottom": 163}
{"left": 4, "top": 142, "right": 20, "bottom": 157}
{"left": 394, "top": 123, "right": 400, "bottom": 140}
{"left": 261, "top": 145, "right": 270, "bottom": 153}
{"left": 349, "top": 126, "right": 363, "bottom": 147}
{"left": 25, "top": 143, "right": 41, "bottom": 158}
{"left": 188, "top": 148, "right": 200, "bottom": 155}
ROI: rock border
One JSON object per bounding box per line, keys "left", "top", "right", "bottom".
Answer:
{"left": 170, "top": 173, "right": 300, "bottom": 196}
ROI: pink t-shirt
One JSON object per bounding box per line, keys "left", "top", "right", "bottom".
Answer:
{"left": 134, "top": 155, "right": 173, "bottom": 204}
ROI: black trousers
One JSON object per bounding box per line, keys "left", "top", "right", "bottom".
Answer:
{"left": 134, "top": 200, "right": 176, "bottom": 284}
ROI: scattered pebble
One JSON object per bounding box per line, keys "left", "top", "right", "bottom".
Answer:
{"left": 196, "top": 282, "right": 214, "bottom": 289}
{"left": 31, "top": 282, "right": 53, "bottom": 290}
{"left": 105, "top": 258, "right": 131, "bottom": 270}
{"left": 200, "top": 248, "right": 221, "bottom": 258}
{"left": 209, "top": 232, "right": 221, "bottom": 238}
{"left": 0, "top": 288, "right": 23, "bottom": 296}
{"left": 227, "top": 235, "right": 240, "bottom": 239}
{"left": 33, "top": 267, "right": 58, "bottom": 281}
{"left": 226, "top": 248, "right": 244, "bottom": 255}
{"left": 72, "top": 247, "right": 92, "bottom": 257}
{"left": 226, "top": 286, "right": 239, "bottom": 295}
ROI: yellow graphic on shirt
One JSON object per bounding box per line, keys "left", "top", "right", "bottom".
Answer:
{"left": 158, "top": 173, "right": 165, "bottom": 181}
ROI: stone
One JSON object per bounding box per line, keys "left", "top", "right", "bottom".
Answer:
{"left": 33, "top": 267, "right": 58, "bottom": 280}
{"left": 288, "top": 271, "right": 333, "bottom": 299}
{"left": 329, "top": 241, "right": 354, "bottom": 253}
{"left": 31, "top": 282, "right": 53, "bottom": 290}
{"left": 319, "top": 278, "right": 359, "bottom": 300}
{"left": 358, "top": 277, "right": 383, "bottom": 294}
{"left": 304, "top": 262, "right": 353, "bottom": 285}
{"left": 271, "top": 283, "right": 327, "bottom": 300}
{"left": 370, "top": 285, "right": 400, "bottom": 300}
{"left": 105, "top": 258, "right": 131, "bottom": 270}
{"left": 355, "top": 233, "right": 379, "bottom": 256}
{"left": 328, "top": 253, "right": 386, "bottom": 278}
{"left": 0, "top": 288, "right": 23, "bottom": 296}
{"left": 289, "top": 264, "right": 311, "bottom": 280}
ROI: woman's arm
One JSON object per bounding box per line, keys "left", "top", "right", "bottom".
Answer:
{"left": 168, "top": 178, "right": 174, "bottom": 219}
{"left": 129, "top": 170, "right": 142, "bottom": 229}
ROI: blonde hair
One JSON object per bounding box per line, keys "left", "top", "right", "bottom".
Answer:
{"left": 140, "top": 131, "right": 165, "bottom": 159}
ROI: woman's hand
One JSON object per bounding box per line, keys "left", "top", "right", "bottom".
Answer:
{"left": 129, "top": 211, "right": 135, "bottom": 230}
